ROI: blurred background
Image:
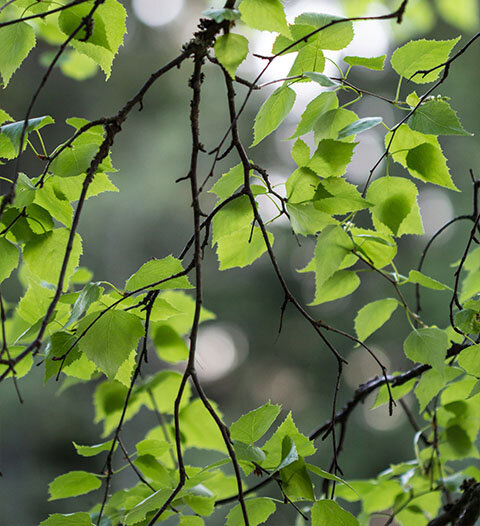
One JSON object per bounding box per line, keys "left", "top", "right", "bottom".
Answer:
{"left": 1, "top": 0, "right": 480, "bottom": 523}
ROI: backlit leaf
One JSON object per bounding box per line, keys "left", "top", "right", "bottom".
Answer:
{"left": 239, "top": 0, "right": 290, "bottom": 37}
{"left": 391, "top": 37, "right": 460, "bottom": 83}
{"left": 355, "top": 298, "right": 399, "bottom": 342}
{"left": 252, "top": 86, "right": 296, "bottom": 146}
{"left": 125, "top": 256, "right": 193, "bottom": 291}
{"left": 48, "top": 471, "right": 100, "bottom": 500}
{"left": 215, "top": 33, "right": 249, "bottom": 79}
{"left": 344, "top": 55, "right": 386, "bottom": 70}
{"left": 76, "top": 310, "right": 144, "bottom": 378}
{"left": 404, "top": 327, "right": 449, "bottom": 372}
{"left": 230, "top": 402, "right": 281, "bottom": 444}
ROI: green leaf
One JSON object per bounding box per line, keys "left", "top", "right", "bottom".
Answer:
{"left": 233, "top": 440, "right": 266, "bottom": 463}
{"left": 0, "top": 22, "right": 36, "bottom": 86}
{"left": 408, "top": 99, "right": 471, "bottom": 136}
{"left": 307, "top": 139, "right": 356, "bottom": 177}
{"left": 405, "top": 270, "right": 452, "bottom": 291}
{"left": 59, "top": 4, "right": 111, "bottom": 49}
{"left": 215, "top": 33, "right": 249, "bottom": 79}
{"left": 239, "top": 0, "right": 290, "bottom": 37}
{"left": 289, "top": 92, "right": 338, "bottom": 139}
{"left": 415, "top": 367, "right": 462, "bottom": 412}
{"left": 215, "top": 225, "right": 273, "bottom": 270}
{"left": 388, "top": 124, "right": 455, "bottom": 190}
{"left": 76, "top": 310, "right": 144, "bottom": 378}
{"left": 40, "top": 514, "right": 94, "bottom": 526}
{"left": 312, "top": 500, "right": 359, "bottom": 526}
{"left": 0, "top": 237, "right": 19, "bottom": 283}
{"left": 44, "top": 331, "right": 81, "bottom": 383}
{"left": 391, "top": 37, "right": 461, "bottom": 83}
{"left": 0, "top": 345, "right": 32, "bottom": 379}
{"left": 313, "top": 178, "right": 372, "bottom": 215}
{"left": 125, "top": 256, "right": 192, "bottom": 291}
{"left": 125, "top": 489, "right": 172, "bottom": 525}
{"left": 291, "top": 139, "right": 310, "bottom": 167}
{"left": 73, "top": 440, "right": 114, "bottom": 457}
{"left": 230, "top": 402, "right": 281, "bottom": 444}
{"left": 59, "top": 49, "right": 98, "bottom": 81}
{"left": 307, "top": 464, "right": 356, "bottom": 490}
{"left": 299, "top": 225, "right": 353, "bottom": 305}
{"left": 65, "top": 282, "right": 103, "bottom": 327}
{"left": 344, "top": 55, "right": 386, "bottom": 70}
{"left": 303, "top": 72, "right": 338, "bottom": 87}
{"left": 23, "top": 229, "right": 83, "bottom": 285}
{"left": 280, "top": 457, "right": 314, "bottom": 501}
{"left": 180, "top": 399, "right": 227, "bottom": 453}
{"left": 50, "top": 141, "right": 100, "bottom": 178}
{"left": 288, "top": 43, "right": 325, "bottom": 77}
{"left": 262, "top": 412, "right": 315, "bottom": 468}
{"left": 48, "top": 471, "right": 101, "bottom": 500}
{"left": 153, "top": 324, "right": 188, "bottom": 363}
{"left": 437, "top": 0, "right": 479, "bottom": 31}
{"left": 0, "top": 116, "right": 54, "bottom": 156}
{"left": 277, "top": 436, "right": 298, "bottom": 470}
{"left": 62, "top": 0, "right": 127, "bottom": 79}
{"left": 337, "top": 117, "right": 382, "bottom": 140}
{"left": 406, "top": 143, "right": 458, "bottom": 190}
{"left": 454, "top": 310, "right": 480, "bottom": 334}
{"left": 286, "top": 202, "right": 335, "bottom": 236}
{"left": 372, "top": 377, "right": 417, "bottom": 409}
{"left": 355, "top": 298, "right": 399, "bottom": 342}
{"left": 136, "top": 439, "right": 171, "bottom": 458}
{"left": 293, "top": 13, "right": 354, "bottom": 50}
{"left": 209, "top": 163, "right": 246, "bottom": 200}
{"left": 403, "top": 328, "right": 449, "bottom": 372}
{"left": 226, "top": 497, "right": 276, "bottom": 526}
{"left": 203, "top": 8, "right": 241, "bottom": 23}
{"left": 13, "top": 172, "right": 36, "bottom": 208}
{"left": 252, "top": 86, "right": 296, "bottom": 146}
{"left": 179, "top": 517, "right": 204, "bottom": 526}
{"left": 313, "top": 108, "right": 358, "bottom": 143}
{"left": 312, "top": 270, "right": 360, "bottom": 305}
{"left": 458, "top": 344, "right": 480, "bottom": 376}
{"left": 366, "top": 176, "right": 423, "bottom": 237}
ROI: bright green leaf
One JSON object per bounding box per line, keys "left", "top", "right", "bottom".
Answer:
{"left": 73, "top": 440, "right": 114, "bottom": 457}
{"left": 0, "top": 116, "right": 54, "bottom": 156}
{"left": 303, "top": 72, "right": 338, "bottom": 87}
{"left": 230, "top": 402, "right": 281, "bottom": 444}
{"left": 0, "top": 22, "right": 36, "bottom": 86}
{"left": 289, "top": 92, "right": 338, "bottom": 139}
{"left": 366, "top": 176, "right": 424, "bottom": 236}
{"left": 391, "top": 37, "right": 460, "bottom": 83}
{"left": 40, "top": 513, "right": 94, "bottom": 526}
{"left": 226, "top": 497, "right": 276, "bottom": 526}
{"left": 312, "top": 500, "right": 359, "bottom": 526}
{"left": 125, "top": 256, "right": 192, "bottom": 291}
{"left": 239, "top": 0, "right": 290, "bottom": 37}
{"left": 48, "top": 471, "right": 100, "bottom": 500}
{"left": 215, "top": 33, "right": 249, "bottom": 79}
{"left": 76, "top": 310, "right": 144, "bottom": 378}
{"left": 23, "top": 229, "right": 83, "bottom": 285}
{"left": 307, "top": 139, "right": 356, "bottom": 177}
{"left": 0, "top": 237, "right": 19, "bottom": 283}
{"left": 344, "top": 55, "right": 386, "bottom": 70}
{"left": 403, "top": 327, "right": 449, "bottom": 372}
{"left": 405, "top": 270, "right": 451, "bottom": 291}
{"left": 409, "top": 99, "right": 471, "bottom": 136}
{"left": 355, "top": 298, "right": 399, "bottom": 342}
{"left": 252, "top": 86, "right": 296, "bottom": 146}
